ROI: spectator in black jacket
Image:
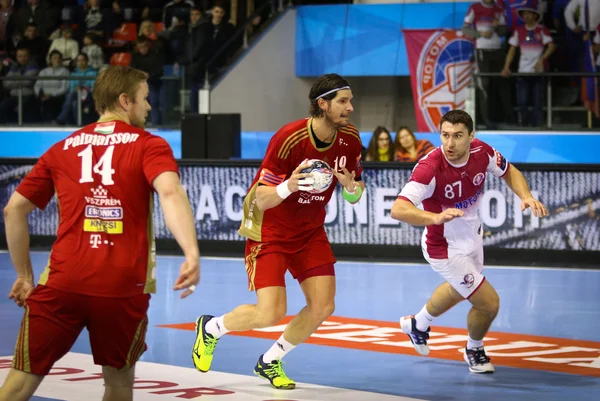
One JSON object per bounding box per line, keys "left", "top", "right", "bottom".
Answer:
{"left": 163, "top": 0, "right": 194, "bottom": 30}
{"left": 131, "top": 35, "right": 164, "bottom": 126}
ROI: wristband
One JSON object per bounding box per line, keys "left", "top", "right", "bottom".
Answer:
{"left": 342, "top": 185, "right": 363, "bottom": 203}
{"left": 276, "top": 180, "right": 292, "bottom": 199}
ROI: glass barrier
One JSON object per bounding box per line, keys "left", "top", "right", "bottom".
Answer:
{"left": 471, "top": 71, "right": 600, "bottom": 131}
{"left": 0, "top": 73, "right": 185, "bottom": 128}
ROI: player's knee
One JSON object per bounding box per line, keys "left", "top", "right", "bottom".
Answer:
{"left": 102, "top": 366, "right": 135, "bottom": 390}
{"left": 476, "top": 292, "right": 500, "bottom": 317}
{"left": 308, "top": 300, "right": 335, "bottom": 322}
{"left": 255, "top": 305, "right": 287, "bottom": 328}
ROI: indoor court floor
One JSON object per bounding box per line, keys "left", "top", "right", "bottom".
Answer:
{"left": 0, "top": 251, "right": 598, "bottom": 401}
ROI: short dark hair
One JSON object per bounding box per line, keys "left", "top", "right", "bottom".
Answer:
{"left": 439, "top": 110, "right": 474, "bottom": 134}
{"left": 308, "top": 73, "right": 351, "bottom": 118}
{"left": 48, "top": 50, "right": 63, "bottom": 59}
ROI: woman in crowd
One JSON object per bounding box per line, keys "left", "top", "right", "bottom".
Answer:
{"left": 394, "top": 126, "right": 435, "bottom": 163}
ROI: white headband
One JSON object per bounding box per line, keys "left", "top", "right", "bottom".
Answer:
{"left": 314, "top": 86, "right": 351, "bottom": 100}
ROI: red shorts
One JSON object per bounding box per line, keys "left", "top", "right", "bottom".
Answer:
{"left": 12, "top": 285, "right": 150, "bottom": 376}
{"left": 244, "top": 229, "right": 336, "bottom": 291}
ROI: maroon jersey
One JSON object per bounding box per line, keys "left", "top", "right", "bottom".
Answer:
{"left": 238, "top": 118, "right": 363, "bottom": 243}
{"left": 398, "top": 139, "right": 509, "bottom": 259}
{"left": 16, "top": 119, "right": 179, "bottom": 297}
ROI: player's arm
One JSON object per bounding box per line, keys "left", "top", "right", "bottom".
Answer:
{"left": 501, "top": 164, "right": 548, "bottom": 217}
{"left": 255, "top": 161, "right": 312, "bottom": 211}
{"left": 336, "top": 141, "right": 366, "bottom": 204}
{"left": 153, "top": 172, "right": 199, "bottom": 261}
{"left": 3, "top": 193, "right": 38, "bottom": 279}
{"left": 391, "top": 197, "right": 462, "bottom": 226}
{"left": 144, "top": 136, "right": 199, "bottom": 297}
{"left": 5, "top": 155, "right": 55, "bottom": 282}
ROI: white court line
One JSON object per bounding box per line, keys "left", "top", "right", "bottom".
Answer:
{"left": 0, "top": 352, "right": 424, "bottom": 401}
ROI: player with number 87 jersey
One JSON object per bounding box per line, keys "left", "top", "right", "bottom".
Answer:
{"left": 390, "top": 110, "right": 548, "bottom": 375}
{"left": 1, "top": 66, "right": 200, "bottom": 400}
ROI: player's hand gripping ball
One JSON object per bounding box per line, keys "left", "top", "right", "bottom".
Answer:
{"left": 299, "top": 159, "right": 334, "bottom": 194}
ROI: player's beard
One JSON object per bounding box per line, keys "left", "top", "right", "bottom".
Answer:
{"left": 130, "top": 114, "right": 146, "bottom": 129}
{"left": 325, "top": 110, "right": 349, "bottom": 129}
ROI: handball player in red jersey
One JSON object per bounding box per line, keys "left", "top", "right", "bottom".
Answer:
{"left": 191, "top": 73, "right": 365, "bottom": 389}
{"left": 0, "top": 66, "right": 200, "bottom": 401}
{"left": 391, "top": 110, "right": 548, "bottom": 374}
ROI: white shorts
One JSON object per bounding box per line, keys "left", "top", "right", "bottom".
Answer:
{"left": 423, "top": 247, "right": 485, "bottom": 299}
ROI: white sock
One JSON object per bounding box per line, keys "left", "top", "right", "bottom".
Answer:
{"left": 262, "top": 335, "right": 296, "bottom": 363}
{"left": 467, "top": 335, "right": 484, "bottom": 350}
{"left": 414, "top": 304, "right": 435, "bottom": 332}
{"left": 205, "top": 315, "right": 230, "bottom": 339}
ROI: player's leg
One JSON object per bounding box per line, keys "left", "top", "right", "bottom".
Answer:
{"left": 101, "top": 366, "right": 135, "bottom": 401}
{"left": 400, "top": 259, "right": 465, "bottom": 356}
{"left": 86, "top": 293, "right": 150, "bottom": 401}
{"left": 252, "top": 271, "right": 335, "bottom": 391}
{"left": 0, "top": 370, "right": 43, "bottom": 401}
{"left": 282, "top": 270, "right": 335, "bottom": 346}
{"left": 462, "top": 247, "right": 499, "bottom": 373}
{"left": 252, "top": 235, "right": 337, "bottom": 389}
{"left": 0, "top": 286, "right": 85, "bottom": 401}
{"left": 192, "top": 240, "right": 288, "bottom": 373}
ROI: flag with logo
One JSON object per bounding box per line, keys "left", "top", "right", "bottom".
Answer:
{"left": 404, "top": 29, "right": 475, "bottom": 132}
{"left": 582, "top": 0, "right": 600, "bottom": 119}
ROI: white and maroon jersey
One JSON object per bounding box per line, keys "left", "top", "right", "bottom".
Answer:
{"left": 508, "top": 24, "right": 553, "bottom": 72}
{"left": 464, "top": 1, "right": 506, "bottom": 50}
{"left": 398, "top": 139, "right": 510, "bottom": 259}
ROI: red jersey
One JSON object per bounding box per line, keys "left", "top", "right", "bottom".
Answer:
{"left": 16, "top": 119, "right": 179, "bottom": 297}
{"left": 398, "top": 139, "right": 509, "bottom": 259}
{"left": 238, "top": 118, "right": 363, "bottom": 243}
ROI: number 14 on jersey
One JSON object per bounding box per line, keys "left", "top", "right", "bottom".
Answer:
{"left": 78, "top": 144, "right": 116, "bottom": 186}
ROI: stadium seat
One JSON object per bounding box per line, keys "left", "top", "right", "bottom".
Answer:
{"left": 112, "top": 23, "right": 138, "bottom": 43}
{"left": 153, "top": 22, "right": 164, "bottom": 33}
{"left": 110, "top": 52, "right": 132, "bottom": 66}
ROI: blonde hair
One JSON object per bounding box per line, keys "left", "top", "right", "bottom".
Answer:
{"left": 93, "top": 66, "right": 149, "bottom": 114}
{"left": 138, "top": 20, "right": 155, "bottom": 37}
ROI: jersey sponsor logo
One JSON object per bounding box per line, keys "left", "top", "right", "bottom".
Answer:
{"left": 495, "top": 150, "right": 507, "bottom": 170}
{"left": 63, "top": 132, "right": 140, "bottom": 150}
{"left": 472, "top": 172, "right": 485, "bottom": 186}
{"left": 454, "top": 188, "right": 483, "bottom": 210}
{"left": 84, "top": 205, "right": 123, "bottom": 220}
{"left": 416, "top": 30, "right": 475, "bottom": 131}
{"left": 83, "top": 219, "right": 123, "bottom": 234}
{"left": 160, "top": 316, "right": 600, "bottom": 377}
{"left": 298, "top": 191, "right": 326, "bottom": 204}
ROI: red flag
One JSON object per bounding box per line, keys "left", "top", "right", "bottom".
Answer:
{"left": 403, "top": 29, "right": 475, "bottom": 132}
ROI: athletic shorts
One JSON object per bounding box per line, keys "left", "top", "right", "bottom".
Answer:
{"left": 423, "top": 246, "right": 486, "bottom": 299}
{"left": 12, "top": 285, "right": 150, "bottom": 376}
{"left": 244, "top": 229, "right": 336, "bottom": 291}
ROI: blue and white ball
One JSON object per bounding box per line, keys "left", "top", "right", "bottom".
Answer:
{"left": 300, "top": 159, "right": 334, "bottom": 194}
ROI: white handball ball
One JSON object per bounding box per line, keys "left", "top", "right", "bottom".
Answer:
{"left": 300, "top": 159, "right": 334, "bottom": 194}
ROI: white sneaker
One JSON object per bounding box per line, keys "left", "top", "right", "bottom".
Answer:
{"left": 399, "top": 315, "right": 430, "bottom": 356}
{"left": 464, "top": 346, "right": 495, "bottom": 373}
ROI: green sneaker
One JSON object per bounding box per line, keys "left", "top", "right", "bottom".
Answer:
{"left": 254, "top": 355, "right": 296, "bottom": 389}
{"left": 191, "top": 315, "right": 219, "bottom": 372}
